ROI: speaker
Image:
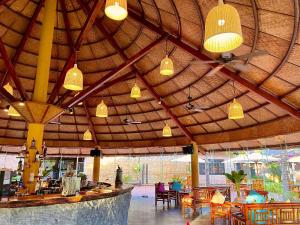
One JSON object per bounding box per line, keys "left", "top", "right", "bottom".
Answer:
{"left": 90, "top": 147, "right": 101, "bottom": 157}
{"left": 182, "top": 145, "right": 194, "bottom": 154}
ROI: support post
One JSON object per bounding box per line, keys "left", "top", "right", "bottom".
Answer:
{"left": 22, "top": 0, "right": 57, "bottom": 193}
{"left": 93, "top": 156, "right": 100, "bottom": 182}
{"left": 191, "top": 141, "right": 199, "bottom": 188}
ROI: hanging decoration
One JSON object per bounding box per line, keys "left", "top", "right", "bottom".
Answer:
{"left": 130, "top": 83, "right": 141, "bottom": 98}
{"left": 228, "top": 81, "right": 244, "bottom": 120}
{"left": 63, "top": 51, "right": 83, "bottom": 91}
{"left": 8, "top": 106, "right": 21, "bottom": 117}
{"left": 105, "top": 0, "right": 128, "bottom": 21}
{"left": 160, "top": 39, "right": 174, "bottom": 76}
{"left": 204, "top": 0, "right": 243, "bottom": 53}
{"left": 162, "top": 123, "right": 172, "bottom": 137}
{"left": 3, "top": 83, "right": 13, "bottom": 95}
{"left": 96, "top": 100, "right": 108, "bottom": 118}
{"left": 83, "top": 129, "right": 92, "bottom": 140}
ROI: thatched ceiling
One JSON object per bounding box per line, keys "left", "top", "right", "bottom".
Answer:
{"left": 0, "top": 0, "right": 299, "bottom": 152}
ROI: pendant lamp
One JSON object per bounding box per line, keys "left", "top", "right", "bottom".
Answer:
{"left": 63, "top": 63, "right": 83, "bottom": 91}
{"left": 105, "top": 0, "right": 128, "bottom": 21}
{"left": 83, "top": 129, "right": 92, "bottom": 140}
{"left": 4, "top": 83, "right": 13, "bottom": 95}
{"left": 8, "top": 106, "right": 20, "bottom": 117}
{"left": 160, "top": 39, "right": 174, "bottom": 76}
{"left": 228, "top": 98, "right": 244, "bottom": 120}
{"left": 204, "top": 0, "right": 243, "bottom": 53}
{"left": 162, "top": 123, "right": 172, "bottom": 137}
{"left": 96, "top": 100, "right": 108, "bottom": 118}
{"left": 130, "top": 83, "right": 141, "bottom": 98}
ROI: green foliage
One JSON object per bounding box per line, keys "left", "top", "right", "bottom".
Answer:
{"left": 225, "top": 170, "right": 247, "bottom": 184}
{"left": 123, "top": 175, "right": 132, "bottom": 183}
{"left": 42, "top": 168, "right": 53, "bottom": 177}
{"left": 78, "top": 172, "right": 87, "bottom": 180}
{"left": 264, "top": 181, "right": 283, "bottom": 194}
{"left": 133, "top": 163, "right": 141, "bottom": 174}
{"left": 268, "top": 162, "right": 282, "bottom": 179}
{"left": 171, "top": 176, "right": 183, "bottom": 183}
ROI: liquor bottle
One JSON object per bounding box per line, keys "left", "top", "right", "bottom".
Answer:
{"left": 35, "top": 150, "right": 39, "bottom": 162}
{"left": 30, "top": 138, "right": 36, "bottom": 149}
{"left": 17, "top": 159, "right": 23, "bottom": 174}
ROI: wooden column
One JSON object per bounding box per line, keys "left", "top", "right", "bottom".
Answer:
{"left": 23, "top": 0, "right": 57, "bottom": 193}
{"left": 191, "top": 141, "right": 199, "bottom": 187}
{"left": 93, "top": 156, "right": 100, "bottom": 182}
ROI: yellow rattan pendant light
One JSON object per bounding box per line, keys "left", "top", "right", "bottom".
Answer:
{"left": 228, "top": 81, "right": 244, "bottom": 120}
{"left": 162, "top": 123, "right": 172, "bottom": 137}
{"left": 130, "top": 83, "right": 141, "bottom": 98}
{"left": 204, "top": 0, "right": 243, "bottom": 53}
{"left": 83, "top": 129, "right": 92, "bottom": 140}
{"left": 3, "top": 83, "right": 13, "bottom": 95}
{"left": 105, "top": 0, "right": 128, "bottom": 21}
{"left": 96, "top": 100, "right": 108, "bottom": 118}
{"left": 63, "top": 63, "right": 83, "bottom": 91}
{"left": 8, "top": 106, "right": 21, "bottom": 117}
{"left": 160, "top": 39, "right": 174, "bottom": 76}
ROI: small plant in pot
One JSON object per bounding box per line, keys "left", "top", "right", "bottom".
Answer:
{"left": 225, "top": 170, "right": 246, "bottom": 201}
{"left": 78, "top": 172, "right": 88, "bottom": 188}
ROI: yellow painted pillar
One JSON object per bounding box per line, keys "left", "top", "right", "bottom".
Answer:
{"left": 191, "top": 141, "right": 199, "bottom": 187}
{"left": 93, "top": 156, "right": 100, "bottom": 182}
{"left": 22, "top": 0, "right": 57, "bottom": 193}
{"left": 32, "top": 0, "right": 57, "bottom": 103}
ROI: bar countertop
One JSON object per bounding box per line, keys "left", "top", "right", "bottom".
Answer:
{"left": 0, "top": 186, "right": 133, "bottom": 208}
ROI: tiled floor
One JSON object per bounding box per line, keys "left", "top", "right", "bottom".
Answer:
{"left": 128, "top": 186, "right": 216, "bottom": 225}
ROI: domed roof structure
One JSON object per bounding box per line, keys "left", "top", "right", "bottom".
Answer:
{"left": 0, "top": 0, "right": 299, "bottom": 154}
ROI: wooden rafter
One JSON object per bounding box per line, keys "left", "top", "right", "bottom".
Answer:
{"left": 83, "top": 101, "right": 98, "bottom": 144}
{"left": 0, "top": 0, "right": 11, "bottom": 6}
{"left": 0, "top": 38, "right": 28, "bottom": 100}
{"left": 47, "top": 0, "right": 105, "bottom": 104}
{"left": 59, "top": 0, "right": 74, "bottom": 48}
{"left": 2, "top": 0, "right": 44, "bottom": 86}
{"left": 78, "top": 1, "right": 197, "bottom": 148}
{"left": 62, "top": 36, "right": 165, "bottom": 108}
{"left": 127, "top": 9, "right": 300, "bottom": 120}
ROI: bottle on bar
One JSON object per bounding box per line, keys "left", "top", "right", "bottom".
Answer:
{"left": 35, "top": 150, "right": 39, "bottom": 162}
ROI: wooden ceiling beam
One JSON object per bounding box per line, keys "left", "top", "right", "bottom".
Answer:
{"left": 79, "top": 1, "right": 197, "bottom": 149}
{"left": 62, "top": 36, "right": 165, "bottom": 108}
{"left": 83, "top": 101, "right": 98, "bottom": 144}
{"left": 0, "top": 0, "right": 11, "bottom": 6}
{"left": 59, "top": 0, "right": 74, "bottom": 48}
{"left": 128, "top": 9, "right": 300, "bottom": 120}
{"left": 2, "top": 0, "right": 44, "bottom": 86}
{"left": 47, "top": 0, "right": 105, "bottom": 104}
{"left": 0, "top": 38, "right": 28, "bottom": 100}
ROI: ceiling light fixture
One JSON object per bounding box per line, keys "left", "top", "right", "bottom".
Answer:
{"left": 8, "top": 106, "right": 20, "bottom": 117}
{"left": 162, "top": 123, "right": 172, "bottom": 137}
{"left": 204, "top": 0, "right": 243, "bottom": 53}
{"left": 83, "top": 129, "right": 92, "bottom": 140}
{"left": 3, "top": 83, "right": 13, "bottom": 95}
{"left": 160, "top": 39, "right": 174, "bottom": 76}
{"left": 228, "top": 81, "right": 244, "bottom": 120}
{"left": 130, "top": 83, "right": 141, "bottom": 99}
{"left": 63, "top": 51, "right": 83, "bottom": 91}
{"left": 105, "top": 0, "right": 128, "bottom": 21}
{"left": 96, "top": 100, "right": 108, "bottom": 118}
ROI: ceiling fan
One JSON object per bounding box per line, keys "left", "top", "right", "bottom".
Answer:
{"left": 123, "top": 106, "right": 142, "bottom": 125}
{"left": 185, "top": 86, "right": 209, "bottom": 113}
{"left": 190, "top": 50, "right": 267, "bottom": 76}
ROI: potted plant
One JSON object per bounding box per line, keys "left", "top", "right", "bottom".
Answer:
{"left": 225, "top": 170, "right": 246, "bottom": 201}
{"left": 78, "top": 172, "right": 88, "bottom": 188}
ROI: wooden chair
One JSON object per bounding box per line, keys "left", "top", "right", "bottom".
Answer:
{"left": 181, "top": 187, "right": 205, "bottom": 216}
{"left": 168, "top": 182, "right": 179, "bottom": 207}
{"left": 210, "top": 202, "right": 231, "bottom": 224}
{"left": 155, "top": 183, "right": 170, "bottom": 208}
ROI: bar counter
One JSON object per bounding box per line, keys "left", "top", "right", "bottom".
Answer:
{"left": 0, "top": 186, "right": 133, "bottom": 225}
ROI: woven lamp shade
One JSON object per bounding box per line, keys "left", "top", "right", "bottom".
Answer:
{"left": 162, "top": 124, "right": 172, "bottom": 137}
{"left": 130, "top": 83, "right": 141, "bottom": 98}
{"left": 228, "top": 98, "right": 244, "bottom": 120}
{"left": 96, "top": 100, "right": 108, "bottom": 118}
{"left": 3, "top": 83, "right": 13, "bottom": 95}
{"left": 105, "top": 0, "right": 127, "bottom": 21}
{"left": 83, "top": 129, "right": 92, "bottom": 140}
{"left": 63, "top": 64, "right": 83, "bottom": 91}
{"left": 204, "top": 0, "right": 243, "bottom": 53}
{"left": 160, "top": 55, "right": 174, "bottom": 76}
{"left": 8, "top": 106, "right": 20, "bottom": 117}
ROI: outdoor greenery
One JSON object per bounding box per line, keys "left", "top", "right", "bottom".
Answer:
{"left": 225, "top": 170, "right": 247, "bottom": 198}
